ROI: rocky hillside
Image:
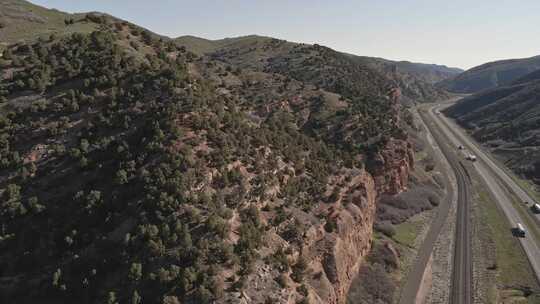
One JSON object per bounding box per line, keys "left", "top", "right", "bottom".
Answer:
{"left": 0, "top": 3, "right": 417, "bottom": 304}
{"left": 444, "top": 70, "right": 540, "bottom": 185}
{"left": 175, "top": 35, "right": 463, "bottom": 84}
{"left": 356, "top": 56, "right": 462, "bottom": 84}
{"left": 356, "top": 56, "right": 456, "bottom": 104}
{"left": 176, "top": 35, "right": 455, "bottom": 104}
{"left": 438, "top": 55, "right": 540, "bottom": 94}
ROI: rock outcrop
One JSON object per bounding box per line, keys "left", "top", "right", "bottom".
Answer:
{"left": 305, "top": 139, "right": 413, "bottom": 304}
{"left": 372, "top": 138, "right": 415, "bottom": 195}
{"left": 235, "top": 138, "right": 414, "bottom": 304}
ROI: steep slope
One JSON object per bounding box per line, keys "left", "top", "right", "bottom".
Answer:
{"left": 175, "top": 35, "right": 463, "bottom": 84}
{"left": 393, "top": 61, "right": 463, "bottom": 83}
{"left": 0, "top": 6, "right": 415, "bottom": 304}
{"left": 444, "top": 71, "right": 540, "bottom": 185}
{"left": 0, "top": 0, "right": 100, "bottom": 45}
{"left": 176, "top": 35, "right": 454, "bottom": 103}
{"left": 357, "top": 56, "right": 463, "bottom": 84}
{"left": 438, "top": 55, "right": 540, "bottom": 94}
{"left": 175, "top": 35, "right": 273, "bottom": 55}
{"left": 355, "top": 56, "right": 455, "bottom": 104}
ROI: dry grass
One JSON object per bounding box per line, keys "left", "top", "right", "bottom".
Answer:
{"left": 476, "top": 190, "right": 540, "bottom": 303}
{"left": 376, "top": 186, "right": 441, "bottom": 225}
{"left": 0, "top": 0, "right": 98, "bottom": 44}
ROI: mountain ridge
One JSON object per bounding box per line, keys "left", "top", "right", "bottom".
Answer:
{"left": 444, "top": 68, "right": 540, "bottom": 185}
{"left": 438, "top": 54, "right": 540, "bottom": 94}
{"left": 176, "top": 34, "right": 463, "bottom": 83}
{"left": 176, "top": 35, "right": 457, "bottom": 103}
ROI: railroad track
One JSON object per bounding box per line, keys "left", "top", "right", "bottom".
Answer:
{"left": 450, "top": 162, "right": 472, "bottom": 304}
{"left": 420, "top": 108, "right": 473, "bottom": 304}
{"left": 434, "top": 104, "right": 540, "bottom": 283}
{"left": 398, "top": 109, "right": 456, "bottom": 304}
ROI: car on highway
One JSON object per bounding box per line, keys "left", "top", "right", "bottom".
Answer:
{"left": 515, "top": 223, "right": 526, "bottom": 237}
{"left": 532, "top": 203, "right": 540, "bottom": 214}
{"left": 458, "top": 145, "right": 464, "bottom": 150}
{"left": 466, "top": 154, "right": 477, "bottom": 161}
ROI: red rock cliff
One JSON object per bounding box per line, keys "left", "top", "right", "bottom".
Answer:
{"left": 232, "top": 137, "right": 414, "bottom": 304}
{"left": 303, "top": 138, "right": 413, "bottom": 304}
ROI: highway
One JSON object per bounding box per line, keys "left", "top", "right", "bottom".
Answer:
{"left": 400, "top": 99, "right": 540, "bottom": 304}
{"left": 439, "top": 106, "right": 540, "bottom": 223}
{"left": 430, "top": 103, "right": 540, "bottom": 284}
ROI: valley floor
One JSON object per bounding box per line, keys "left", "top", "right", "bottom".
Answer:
{"left": 425, "top": 101, "right": 540, "bottom": 304}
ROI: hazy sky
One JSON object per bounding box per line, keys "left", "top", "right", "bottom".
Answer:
{"left": 31, "top": 0, "right": 540, "bottom": 69}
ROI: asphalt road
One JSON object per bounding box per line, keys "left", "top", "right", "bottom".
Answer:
{"left": 400, "top": 99, "right": 540, "bottom": 303}
{"left": 431, "top": 103, "right": 540, "bottom": 283}
{"left": 439, "top": 105, "right": 540, "bottom": 223}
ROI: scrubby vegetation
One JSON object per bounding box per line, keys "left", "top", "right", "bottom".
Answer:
{"left": 376, "top": 187, "right": 441, "bottom": 225}
{"left": 445, "top": 71, "right": 540, "bottom": 186}
{"left": 0, "top": 6, "right": 412, "bottom": 302}
{"left": 346, "top": 242, "right": 400, "bottom": 304}
{"left": 176, "top": 35, "right": 457, "bottom": 104}
{"left": 0, "top": 0, "right": 100, "bottom": 43}
{"left": 438, "top": 55, "right": 540, "bottom": 94}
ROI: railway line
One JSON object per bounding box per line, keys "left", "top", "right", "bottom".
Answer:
{"left": 420, "top": 107, "right": 473, "bottom": 304}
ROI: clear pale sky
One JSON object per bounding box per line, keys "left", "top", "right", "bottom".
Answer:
{"left": 31, "top": 0, "right": 540, "bottom": 70}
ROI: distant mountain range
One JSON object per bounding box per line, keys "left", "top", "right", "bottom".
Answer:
{"left": 438, "top": 55, "right": 540, "bottom": 94}
{"left": 445, "top": 69, "right": 540, "bottom": 185}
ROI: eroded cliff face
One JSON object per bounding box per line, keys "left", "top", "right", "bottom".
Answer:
{"left": 371, "top": 138, "right": 415, "bottom": 195}
{"left": 305, "top": 138, "right": 414, "bottom": 304}
{"left": 231, "top": 138, "right": 414, "bottom": 304}
{"left": 304, "top": 168, "right": 378, "bottom": 304}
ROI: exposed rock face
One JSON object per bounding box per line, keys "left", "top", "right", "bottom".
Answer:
{"left": 236, "top": 138, "right": 413, "bottom": 304}
{"left": 1, "top": 2, "right": 422, "bottom": 303}
{"left": 373, "top": 138, "right": 415, "bottom": 195}
{"left": 303, "top": 139, "right": 413, "bottom": 304}
{"left": 303, "top": 167, "right": 378, "bottom": 304}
